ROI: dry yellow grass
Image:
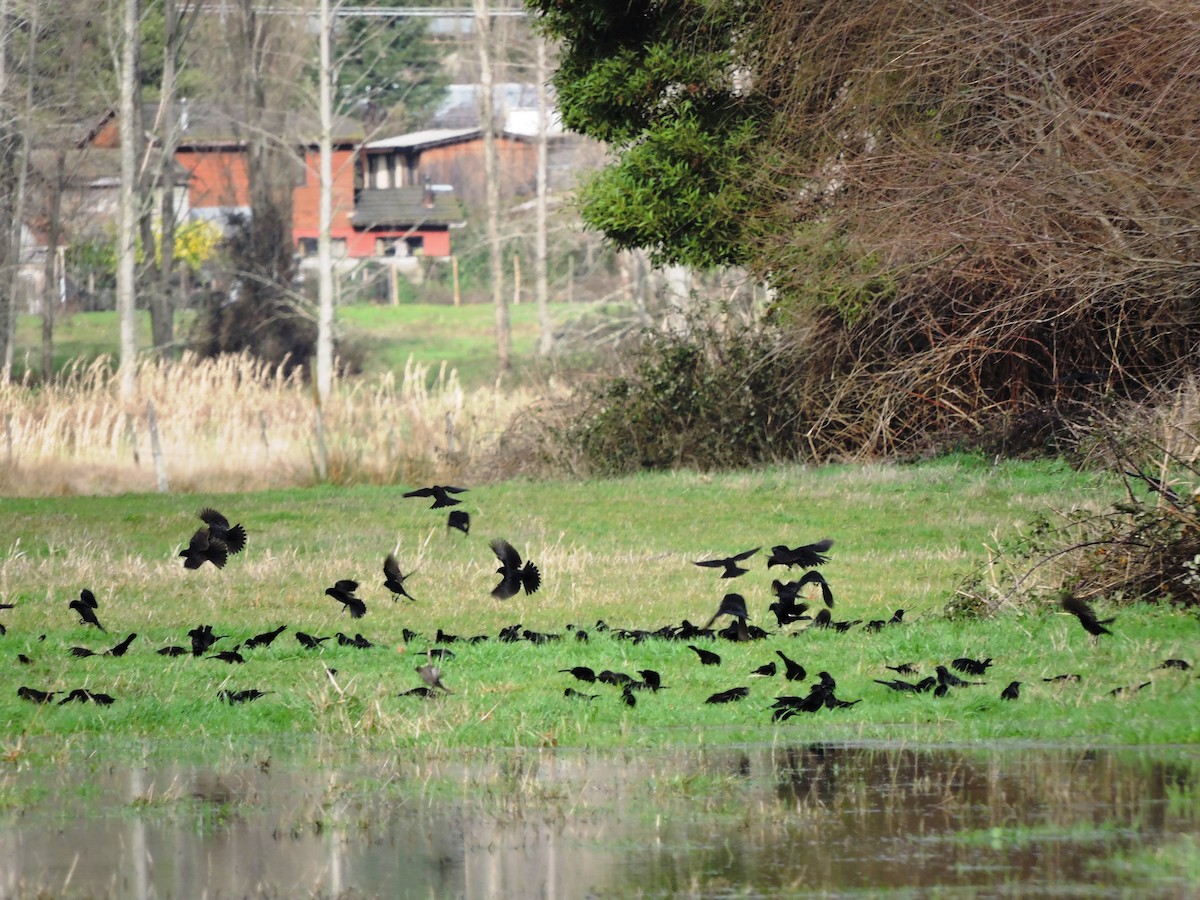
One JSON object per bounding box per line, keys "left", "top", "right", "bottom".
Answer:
{"left": 0, "top": 353, "right": 530, "bottom": 496}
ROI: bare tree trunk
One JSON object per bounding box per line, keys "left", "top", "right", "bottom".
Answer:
{"left": 315, "top": 0, "right": 335, "bottom": 404}
{"left": 40, "top": 151, "right": 65, "bottom": 378}
{"left": 474, "top": 0, "right": 508, "bottom": 373}
{"left": 0, "top": 0, "right": 17, "bottom": 381}
{"left": 535, "top": 37, "right": 553, "bottom": 356}
{"left": 117, "top": 0, "right": 141, "bottom": 400}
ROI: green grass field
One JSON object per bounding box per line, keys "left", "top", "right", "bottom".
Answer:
{"left": 2, "top": 455, "right": 1196, "bottom": 764}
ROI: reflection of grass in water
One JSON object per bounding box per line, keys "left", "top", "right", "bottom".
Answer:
{"left": 1102, "top": 834, "right": 1200, "bottom": 888}
{"left": 943, "top": 821, "right": 1128, "bottom": 850}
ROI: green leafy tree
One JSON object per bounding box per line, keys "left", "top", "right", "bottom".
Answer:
{"left": 527, "top": 0, "right": 767, "bottom": 268}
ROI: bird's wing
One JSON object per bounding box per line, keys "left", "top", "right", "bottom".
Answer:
{"left": 80, "top": 588, "right": 98, "bottom": 608}
{"left": 383, "top": 553, "right": 401, "bottom": 579}
{"left": 490, "top": 538, "right": 521, "bottom": 568}
{"left": 694, "top": 558, "right": 729, "bottom": 568}
{"left": 732, "top": 547, "right": 761, "bottom": 562}
{"left": 402, "top": 487, "right": 436, "bottom": 499}
{"left": 198, "top": 507, "right": 231, "bottom": 529}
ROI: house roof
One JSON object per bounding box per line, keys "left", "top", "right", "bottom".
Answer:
{"left": 351, "top": 187, "right": 465, "bottom": 229}
{"left": 363, "top": 128, "right": 481, "bottom": 152}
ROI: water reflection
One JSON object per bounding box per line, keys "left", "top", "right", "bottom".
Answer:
{"left": 1, "top": 744, "right": 1195, "bottom": 898}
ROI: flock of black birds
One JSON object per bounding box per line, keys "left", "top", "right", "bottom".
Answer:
{"left": 7, "top": 490, "right": 1192, "bottom": 719}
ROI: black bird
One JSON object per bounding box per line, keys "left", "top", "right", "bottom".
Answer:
{"left": 245, "top": 625, "right": 287, "bottom": 649}
{"left": 207, "top": 646, "right": 245, "bottom": 664}
{"left": 17, "top": 654, "right": 32, "bottom": 665}
{"left": 1109, "top": 681, "right": 1151, "bottom": 696}
{"left": 1060, "top": 594, "right": 1114, "bottom": 637}
{"left": 564, "top": 687, "right": 598, "bottom": 700}
{"left": 888, "top": 609, "right": 905, "bottom": 625}
{"left": 157, "top": 645, "right": 188, "bottom": 657}
{"left": 694, "top": 547, "right": 760, "bottom": 579}
{"left": 560, "top": 666, "right": 597, "bottom": 683}
{"left": 597, "top": 670, "right": 634, "bottom": 686}
{"left": 775, "top": 650, "right": 807, "bottom": 682}
{"left": 382, "top": 553, "right": 417, "bottom": 601}
{"left": 766, "top": 538, "right": 833, "bottom": 569}
{"left": 1158, "top": 658, "right": 1191, "bottom": 671}
{"left": 951, "top": 657, "right": 993, "bottom": 676}
{"left": 751, "top": 662, "right": 777, "bottom": 677}
{"left": 792, "top": 570, "right": 834, "bottom": 608}
{"left": 403, "top": 484, "right": 468, "bottom": 509}
{"left": 326, "top": 580, "right": 367, "bottom": 619}
{"left": 702, "top": 593, "right": 749, "bottom": 631}
{"left": 885, "top": 662, "right": 919, "bottom": 676}
{"left": 188, "top": 624, "right": 225, "bottom": 657}
{"left": 69, "top": 646, "right": 97, "bottom": 658}
{"left": 198, "top": 508, "right": 247, "bottom": 555}
{"left": 768, "top": 591, "right": 811, "bottom": 627}
{"left": 417, "top": 658, "right": 452, "bottom": 693}
{"left": 58, "top": 688, "right": 115, "bottom": 706}
{"left": 427, "top": 647, "right": 455, "bottom": 660}
{"left": 810, "top": 609, "right": 859, "bottom": 632}
{"left": 218, "top": 689, "right": 272, "bottom": 704}
{"left": 936, "top": 665, "right": 984, "bottom": 688}
{"left": 399, "top": 687, "right": 440, "bottom": 699}
{"left": 489, "top": 538, "right": 541, "bottom": 600}
{"left": 336, "top": 632, "right": 373, "bottom": 649}
{"left": 447, "top": 509, "right": 471, "bottom": 535}
{"left": 706, "top": 686, "right": 750, "bottom": 704}
{"left": 1001, "top": 681, "right": 1021, "bottom": 701}
{"left": 179, "top": 527, "right": 228, "bottom": 570}
{"left": 402, "top": 628, "right": 423, "bottom": 644}
{"left": 18, "top": 686, "right": 56, "bottom": 704}
{"left": 635, "top": 669, "right": 663, "bottom": 691}
{"left": 296, "top": 632, "right": 331, "bottom": 650}
{"left": 688, "top": 645, "right": 722, "bottom": 666}
{"left": 105, "top": 633, "right": 137, "bottom": 657}
{"left": 875, "top": 677, "right": 935, "bottom": 694}
{"left": 69, "top": 589, "right": 105, "bottom": 631}
{"left": 1043, "top": 673, "right": 1081, "bottom": 683}
{"left": 621, "top": 684, "right": 637, "bottom": 707}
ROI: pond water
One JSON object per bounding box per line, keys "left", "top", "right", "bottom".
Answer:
{"left": 2, "top": 743, "right": 1196, "bottom": 898}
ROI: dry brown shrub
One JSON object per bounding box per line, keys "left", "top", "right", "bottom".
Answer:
{"left": 0, "top": 354, "right": 530, "bottom": 496}
{"left": 745, "top": 0, "right": 1200, "bottom": 458}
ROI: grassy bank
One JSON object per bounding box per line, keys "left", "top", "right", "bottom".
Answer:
{"left": 2, "top": 456, "right": 1195, "bottom": 763}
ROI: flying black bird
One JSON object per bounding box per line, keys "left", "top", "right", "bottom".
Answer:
{"left": 403, "top": 484, "right": 468, "bottom": 509}
{"left": 564, "top": 687, "right": 599, "bottom": 700}
{"left": 751, "top": 662, "right": 778, "bottom": 677}
{"left": 198, "top": 508, "right": 247, "bottom": 555}
{"left": 694, "top": 547, "right": 760, "bottom": 579}
{"left": 775, "top": 650, "right": 807, "bottom": 682}
{"left": 296, "top": 632, "right": 331, "bottom": 650}
{"left": 207, "top": 646, "right": 245, "bottom": 664}
{"left": 766, "top": 538, "right": 833, "bottom": 569}
{"left": 688, "top": 644, "right": 722, "bottom": 666}
{"left": 1060, "top": 594, "right": 1114, "bottom": 637}
{"left": 794, "top": 570, "right": 834, "bottom": 608}
{"left": 702, "top": 593, "right": 749, "bottom": 631}
{"left": 179, "top": 527, "right": 228, "bottom": 570}
{"left": 447, "top": 509, "right": 471, "bottom": 535}
{"left": 17, "top": 686, "right": 56, "bottom": 704}
{"left": 105, "top": 633, "right": 137, "bottom": 657}
{"left": 560, "top": 666, "right": 597, "bottom": 683}
{"left": 244, "top": 625, "right": 287, "bottom": 649}
{"left": 489, "top": 538, "right": 541, "bottom": 600}
{"left": 768, "top": 593, "right": 811, "bottom": 628}
{"left": 951, "top": 657, "right": 993, "bottom": 676}
{"left": 1001, "top": 681, "right": 1021, "bottom": 701}
{"left": 326, "top": 580, "right": 367, "bottom": 619}
{"left": 417, "top": 659, "right": 452, "bottom": 694}
{"left": 218, "top": 689, "right": 272, "bottom": 704}
{"left": 706, "top": 686, "right": 750, "bottom": 704}
{"left": 382, "top": 554, "right": 416, "bottom": 601}
{"left": 188, "top": 624, "right": 225, "bottom": 657}
{"left": 69, "top": 589, "right": 105, "bottom": 632}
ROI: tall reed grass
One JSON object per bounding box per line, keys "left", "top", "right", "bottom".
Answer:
{"left": 0, "top": 353, "right": 528, "bottom": 495}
